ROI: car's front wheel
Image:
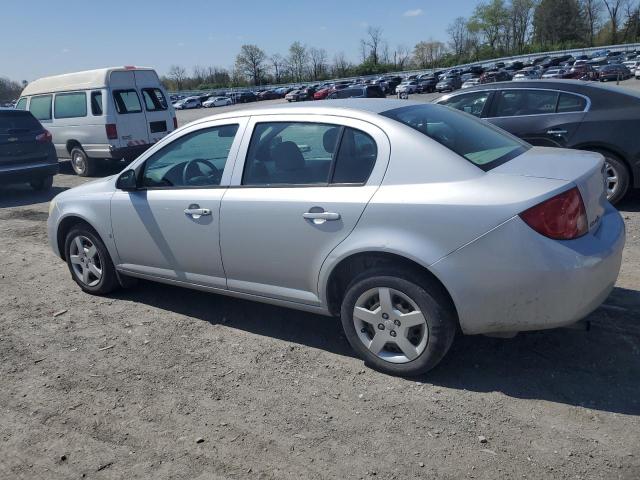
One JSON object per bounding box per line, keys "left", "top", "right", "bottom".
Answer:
{"left": 340, "top": 269, "right": 456, "bottom": 376}
{"left": 64, "top": 225, "right": 119, "bottom": 295}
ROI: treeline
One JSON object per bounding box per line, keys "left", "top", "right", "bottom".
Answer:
{"left": 160, "top": 0, "right": 640, "bottom": 91}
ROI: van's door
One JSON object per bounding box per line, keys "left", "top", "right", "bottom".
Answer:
{"left": 109, "top": 70, "right": 150, "bottom": 147}
{"left": 133, "top": 70, "right": 175, "bottom": 145}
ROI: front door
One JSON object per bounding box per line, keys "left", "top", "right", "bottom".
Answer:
{"left": 110, "top": 119, "right": 246, "bottom": 288}
{"left": 220, "top": 116, "right": 390, "bottom": 305}
{"left": 487, "top": 89, "right": 587, "bottom": 147}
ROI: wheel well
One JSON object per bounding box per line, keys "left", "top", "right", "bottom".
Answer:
{"left": 66, "top": 140, "right": 82, "bottom": 154}
{"left": 56, "top": 216, "right": 94, "bottom": 260}
{"left": 325, "top": 252, "right": 458, "bottom": 320}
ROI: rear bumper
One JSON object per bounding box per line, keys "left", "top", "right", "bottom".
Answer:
{"left": 431, "top": 203, "right": 625, "bottom": 335}
{"left": 0, "top": 161, "right": 59, "bottom": 185}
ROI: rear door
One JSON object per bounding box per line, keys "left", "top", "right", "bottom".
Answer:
{"left": 135, "top": 70, "right": 175, "bottom": 144}
{"left": 220, "top": 115, "right": 390, "bottom": 305}
{"left": 487, "top": 89, "right": 588, "bottom": 147}
{"left": 109, "top": 70, "right": 150, "bottom": 147}
{"left": 0, "top": 110, "right": 49, "bottom": 169}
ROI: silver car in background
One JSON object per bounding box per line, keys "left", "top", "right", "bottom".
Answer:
{"left": 47, "top": 100, "right": 625, "bottom": 376}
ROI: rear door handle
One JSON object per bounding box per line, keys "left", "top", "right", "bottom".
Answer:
{"left": 547, "top": 129, "right": 568, "bottom": 136}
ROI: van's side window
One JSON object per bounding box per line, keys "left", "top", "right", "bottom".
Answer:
{"left": 54, "top": 92, "right": 87, "bottom": 119}
{"left": 91, "top": 91, "right": 103, "bottom": 115}
{"left": 141, "top": 88, "right": 168, "bottom": 111}
{"left": 113, "top": 89, "right": 142, "bottom": 114}
{"left": 15, "top": 98, "right": 27, "bottom": 110}
{"left": 29, "top": 95, "right": 52, "bottom": 121}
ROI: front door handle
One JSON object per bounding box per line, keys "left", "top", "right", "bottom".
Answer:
{"left": 547, "top": 129, "right": 568, "bottom": 136}
{"left": 303, "top": 211, "right": 341, "bottom": 224}
{"left": 184, "top": 205, "right": 212, "bottom": 218}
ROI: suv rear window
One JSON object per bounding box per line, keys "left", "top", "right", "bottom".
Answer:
{"left": 113, "top": 89, "right": 142, "bottom": 114}
{"left": 0, "top": 110, "right": 42, "bottom": 133}
{"left": 381, "top": 104, "right": 529, "bottom": 171}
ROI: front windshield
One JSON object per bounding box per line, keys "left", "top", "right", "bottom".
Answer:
{"left": 381, "top": 104, "right": 529, "bottom": 171}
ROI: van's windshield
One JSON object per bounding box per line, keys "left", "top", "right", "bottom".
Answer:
{"left": 380, "top": 104, "right": 529, "bottom": 171}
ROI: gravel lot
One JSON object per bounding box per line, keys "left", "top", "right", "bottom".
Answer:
{"left": 1, "top": 85, "right": 639, "bottom": 479}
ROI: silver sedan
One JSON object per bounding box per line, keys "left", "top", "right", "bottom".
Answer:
{"left": 47, "top": 100, "right": 625, "bottom": 376}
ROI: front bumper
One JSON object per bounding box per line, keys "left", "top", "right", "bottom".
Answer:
{"left": 431, "top": 203, "right": 625, "bottom": 335}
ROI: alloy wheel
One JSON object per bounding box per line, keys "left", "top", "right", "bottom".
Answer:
{"left": 353, "top": 287, "right": 428, "bottom": 364}
{"left": 604, "top": 160, "right": 619, "bottom": 199}
{"left": 69, "top": 235, "right": 103, "bottom": 287}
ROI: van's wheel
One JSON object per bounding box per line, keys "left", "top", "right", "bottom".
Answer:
{"left": 340, "top": 268, "right": 456, "bottom": 376}
{"left": 583, "top": 149, "right": 630, "bottom": 204}
{"left": 70, "top": 147, "right": 97, "bottom": 177}
{"left": 30, "top": 175, "right": 53, "bottom": 191}
{"left": 64, "top": 225, "right": 119, "bottom": 295}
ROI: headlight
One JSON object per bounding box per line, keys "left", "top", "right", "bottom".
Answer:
{"left": 48, "top": 198, "right": 57, "bottom": 216}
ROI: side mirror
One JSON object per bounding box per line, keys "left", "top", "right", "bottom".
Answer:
{"left": 116, "top": 169, "right": 138, "bottom": 191}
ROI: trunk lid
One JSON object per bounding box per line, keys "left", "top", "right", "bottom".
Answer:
{"left": 490, "top": 146, "right": 607, "bottom": 233}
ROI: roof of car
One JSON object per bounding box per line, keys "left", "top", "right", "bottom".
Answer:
{"left": 453, "top": 79, "right": 640, "bottom": 98}
{"left": 21, "top": 66, "right": 157, "bottom": 96}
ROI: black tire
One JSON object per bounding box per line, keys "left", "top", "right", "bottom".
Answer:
{"left": 70, "top": 147, "right": 97, "bottom": 177}
{"left": 30, "top": 175, "right": 53, "bottom": 191}
{"left": 64, "top": 225, "right": 119, "bottom": 295}
{"left": 340, "top": 268, "right": 457, "bottom": 376}
{"left": 582, "top": 149, "right": 630, "bottom": 205}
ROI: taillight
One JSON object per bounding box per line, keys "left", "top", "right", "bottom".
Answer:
{"left": 519, "top": 187, "right": 588, "bottom": 240}
{"left": 35, "top": 130, "right": 52, "bottom": 143}
{"left": 106, "top": 123, "right": 118, "bottom": 140}
{"left": 173, "top": 117, "right": 178, "bottom": 130}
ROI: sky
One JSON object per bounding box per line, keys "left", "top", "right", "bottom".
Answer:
{"left": 1, "top": 0, "right": 479, "bottom": 82}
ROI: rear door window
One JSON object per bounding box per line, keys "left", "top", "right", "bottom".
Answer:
{"left": 493, "top": 90, "right": 559, "bottom": 117}
{"left": 141, "top": 88, "right": 168, "bottom": 111}
{"left": 54, "top": 92, "right": 87, "bottom": 119}
{"left": 113, "top": 89, "right": 142, "bottom": 114}
{"left": 29, "top": 95, "right": 52, "bottom": 121}
{"left": 331, "top": 128, "right": 377, "bottom": 184}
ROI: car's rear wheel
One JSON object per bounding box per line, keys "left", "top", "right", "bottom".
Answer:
{"left": 70, "top": 147, "right": 97, "bottom": 177}
{"left": 64, "top": 226, "right": 118, "bottom": 295}
{"left": 583, "top": 149, "right": 630, "bottom": 204}
{"left": 30, "top": 175, "right": 53, "bottom": 191}
{"left": 340, "top": 269, "right": 456, "bottom": 376}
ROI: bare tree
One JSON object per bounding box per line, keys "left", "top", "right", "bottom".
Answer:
{"left": 235, "top": 44, "right": 267, "bottom": 85}
{"left": 447, "top": 17, "right": 469, "bottom": 58}
{"left": 288, "top": 41, "right": 309, "bottom": 82}
{"left": 582, "top": 0, "right": 603, "bottom": 45}
{"left": 510, "top": 0, "right": 536, "bottom": 54}
{"left": 167, "top": 65, "right": 187, "bottom": 90}
{"left": 309, "top": 47, "right": 328, "bottom": 80}
{"left": 332, "top": 52, "right": 350, "bottom": 78}
{"left": 413, "top": 40, "right": 446, "bottom": 69}
{"left": 394, "top": 45, "right": 411, "bottom": 70}
{"left": 270, "top": 54, "right": 285, "bottom": 83}
{"left": 602, "top": 0, "right": 628, "bottom": 43}
{"left": 364, "top": 26, "right": 384, "bottom": 64}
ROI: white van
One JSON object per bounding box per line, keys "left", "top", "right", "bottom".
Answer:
{"left": 16, "top": 67, "right": 177, "bottom": 176}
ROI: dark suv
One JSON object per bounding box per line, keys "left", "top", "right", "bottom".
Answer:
{"left": 0, "top": 109, "right": 58, "bottom": 190}
{"left": 327, "top": 85, "right": 386, "bottom": 99}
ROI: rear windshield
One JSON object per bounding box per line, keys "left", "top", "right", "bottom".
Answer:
{"left": 380, "top": 104, "right": 529, "bottom": 170}
{"left": 141, "top": 88, "right": 168, "bottom": 111}
{"left": 0, "top": 110, "right": 42, "bottom": 134}
{"left": 113, "top": 89, "right": 142, "bottom": 114}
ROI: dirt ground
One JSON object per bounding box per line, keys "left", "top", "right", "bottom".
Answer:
{"left": 1, "top": 121, "right": 639, "bottom": 479}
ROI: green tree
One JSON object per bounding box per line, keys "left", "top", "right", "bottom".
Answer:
{"left": 534, "top": 0, "right": 586, "bottom": 47}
